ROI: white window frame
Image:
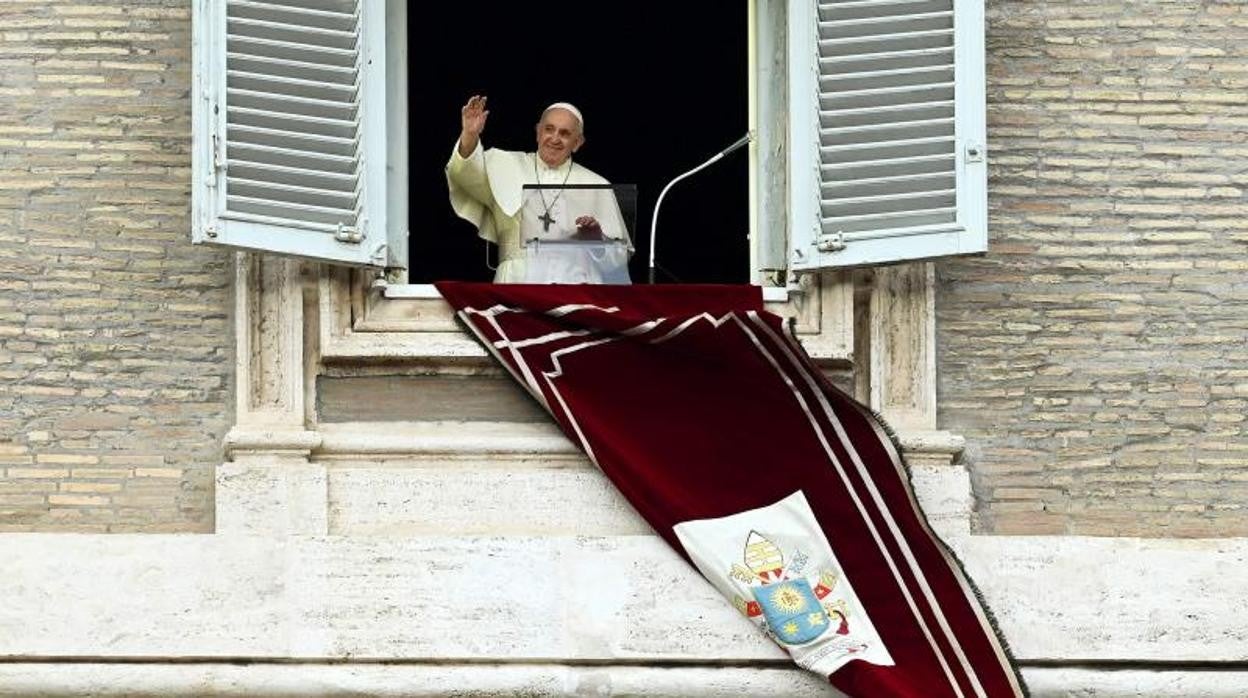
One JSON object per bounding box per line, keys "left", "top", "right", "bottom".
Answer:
{"left": 194, "top": 0, "right": 984, "bottom": 282}
{"left": 314, "top": 0, "right": 880, "bottom": 365}
{"left": 218, "top": 0, "right": 997, "bottom": 365}
{"left": 386, "top": 0, "right": 794, "bottom": 295}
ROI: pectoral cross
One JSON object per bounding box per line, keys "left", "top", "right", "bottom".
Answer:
{"left": 539, "top": 211, "right": 555, "bottom": 232}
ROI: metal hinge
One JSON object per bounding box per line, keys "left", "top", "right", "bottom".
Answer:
{"left": 816, "top": 231, "right": 846, "bottom": 253}
{"left": 334, "top": 222, "right": 363, "bottom": 244}
{"left": 211, "top": 132, "right": 225, "bottom": 174}
{"left": 965, "top": 142, "right": 985, "bottom": 163}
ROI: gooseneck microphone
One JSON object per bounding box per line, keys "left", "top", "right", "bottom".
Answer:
{"left": 648, "top": 131, "right": 754, "bottom": 284}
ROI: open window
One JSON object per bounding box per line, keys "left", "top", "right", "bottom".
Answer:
{"left": 191, "top": 0, "right": 986, "bottom": 282}
{"left": 405, "top": 3, "right": 750, "bottom": 285}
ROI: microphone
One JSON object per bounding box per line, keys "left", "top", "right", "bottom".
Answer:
{"left": 719, "top": 133, "right": 752, "bottom": 158}
{"left": 648, "top": 131, "right": 754, "bottom": 284}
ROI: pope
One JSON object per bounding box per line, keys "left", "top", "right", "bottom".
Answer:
{"left": 446, "top": 95, "right": 631, "bottom": 284}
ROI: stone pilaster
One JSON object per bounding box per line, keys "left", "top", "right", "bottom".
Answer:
{"left": 218, "top": 253, "right": 325, "bottom": 535}
{"left": 864, "top": 263, "right": 971, "bottom": 537}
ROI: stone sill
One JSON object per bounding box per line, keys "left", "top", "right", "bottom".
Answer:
{"left": 3, "top": 663, "right": 1246, "bottom": 697}
{"left": 381, "top": 282, "right": 794, "bottom": 304}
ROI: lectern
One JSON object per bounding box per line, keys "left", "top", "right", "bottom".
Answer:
{"left": 520, "top": 184, "right": 636, "bottom": 285}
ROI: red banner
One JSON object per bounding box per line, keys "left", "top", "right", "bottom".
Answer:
{"left": 436, "top": 282, "right": 1025, "bottom": 698}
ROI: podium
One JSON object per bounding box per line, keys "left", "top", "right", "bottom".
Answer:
{"left": 520, "top": 184, "right": 636, "bottom": 285}
{"left": 523, "top": 238, "right": 632, "bottom": 285}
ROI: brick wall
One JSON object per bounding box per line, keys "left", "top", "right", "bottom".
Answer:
{"left": 0, "top": 0, "right": 229, "bottom": 532}
{"left": 4, "top": 0, "right": 1244, "bottom": 538}
{"left": 938, "top": 0, "right": 1248, "bottom": 536}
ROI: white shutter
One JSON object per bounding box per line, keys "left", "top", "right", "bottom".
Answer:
{"left": 192, "top": 0, "right": 393, "bottom": 267}
{"left": 788, "top": 0, "right": 986, "bottom": 270}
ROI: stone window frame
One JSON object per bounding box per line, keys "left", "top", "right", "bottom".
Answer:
{"left": 224, "top": 0, "right": 965, "bottom": 471}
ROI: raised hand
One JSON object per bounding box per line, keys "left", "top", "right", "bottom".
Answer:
{"left": 457, "top": 95, "right": 489, "bottom": 157}
{"left": 461, "top": 94, "right": 489, "bottom": 137}
{"left": 457, "top": 95, "right": 489, "bottom": 158}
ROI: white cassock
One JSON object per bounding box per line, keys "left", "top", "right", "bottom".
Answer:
{"left": 446, "top": 140, "right": 631, "bottom": 284}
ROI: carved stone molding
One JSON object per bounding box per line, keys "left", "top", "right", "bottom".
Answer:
{"left": 222, "top": 253, "right": 326, "bottom": 534}
{"left": 234, "top": 253, "right": 306, "bottom": 426}
{"left": 868, "top": 262, "right": 937, "bottom": 433}
{"left": 317, "top": 267, "right": 854, "bottom": 364}
{"left": 860, "top": 262, "right": 967, "bottom": 476}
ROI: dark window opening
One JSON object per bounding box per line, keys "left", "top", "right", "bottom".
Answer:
{"left": 407, "top": 3, "right": 749, "bottom": 284}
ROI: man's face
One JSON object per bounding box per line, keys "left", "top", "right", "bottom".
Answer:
{"left": 535, "top": 108, "right": 584, "bottom": 167}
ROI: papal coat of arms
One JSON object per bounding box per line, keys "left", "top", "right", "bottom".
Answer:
{"left": 730, "top": 531, "right": 851, "bottom": 646}
{"left": 673, "top": 490, "right": 894, "bottom": 675}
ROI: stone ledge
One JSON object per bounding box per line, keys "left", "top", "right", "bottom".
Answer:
{"left": 1, "top": 663, "right": 1245, "bottom": 697}
{"left": 0, "top": 663, "right": 835, "bottom": 698}
{"left": 308, "top": 422, "right": 966, "bottom": 463}
{"left": 1, "top": 533, "right": 1246, "bottom": 664}
{"left": 314, "top": 421, "right": 579, "bottom": 457}
{"left": 224, "top": 427, "right": 321, "bottom": 460}
{"left": 898, "top": 430, "right": 966, "bottom": 460}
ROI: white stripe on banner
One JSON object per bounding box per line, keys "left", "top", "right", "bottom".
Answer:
{"left": 494, "top": 329, "right": 594, "bottom": 350}
{"left": 455, "top": 303, "right": 1007, "bottom": 695}
{"left": 456, "top": 306, "right": 597, "bottom": 463}
{"left": 836, "top": 374, "right": 1026, "bottom": 697}
{"left": 458, "top": 307, "right": 549, "bottom": 412}
{"left": 540, "top": 336, "right": 620, "bottom": 464}
{"left": 749, "top": 311, "right": 991, "bottom": 696}
{"left": 621, "top": 319, "right": 665, "bottom": 336}
{"left": 651, "top": 312, "right": 738, "bottom": 344}
{"left": 769, "top": 313, "right": 1021, "bottom": 696}
{"left": 730, "top": 313, "right": 968, "bottom": 697}
{"left": 469, "top": 310, "right": 745, "bottom": 473}
{"left": 547, "top": 304, "right": 619, "bottom": 317}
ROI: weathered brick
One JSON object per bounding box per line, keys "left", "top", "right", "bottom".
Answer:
{"left": 68, "top": 469, "right": 133, "bottom": 479}
{"left": 47, "top": 494, "right": 109, "bottom": 506}
{"left": 35, "top": 454, "right": 98, "bottom": 465}
{"left": 944, "top": 0, "right": 1248, "bottom": 537}
{"left": 59, "top": 482, "right": 123, "bottom": 494}
{"left": 6, "top": 469, "right": 70, "bottom": 479}
{"left": 0, "top": 1, "right": 226, "bottom": 533}
{"left": 133, "top": 468, "right": 181, "bottom": 479}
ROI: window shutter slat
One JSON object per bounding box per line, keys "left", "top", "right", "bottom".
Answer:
{"left": 824, "top": 209, "right": 959, "bottom": 234}
{"left": 228, "top": 161, "right": 357, "bottom": 190}
{"left": 227, "top": 89, "right": 357, "bottom": 121}
{"left": 247, "top": 0, "right": 360, "bottom": 15}
{"left": 227, "top": 143, "right": 356, "bottom": 174}
{"left": 227, "top": 54, "right": 355, "bottom": 84}
{"left": 226, "top": 70, "right": 358, "bottom": 102}
{"left": 226, "top": 195, "right": 358, "bottom": 226}
{"left": 228, "top": 0, "right": 358, "bottom": 31}
{"left": 822, "top": 118, "right": 955, "bottom": 145}
{"left": 229, "top": 107, "right": 357, "bottom": 140}
{"left": 824, "top": 153, "right": 955, "bottom": 180}
{"left": 821, "top": 0, "right": 952, "bottom": 19}
{"left": 229, "top": 178, "right": 358, "bottom": 210}
{"left": 789, "top": 0, "right": 987, "bottom": 271}
{"left": 193, "top": 0, "right": 394, "bottom": 267}
{"left": 227, "top": 17, "right": 359, "bottom": 51}
{"left": 226, "top": 36, "right": 357, "bottom": 66}
{"left": 228, "top": 124, "right": 357, "bottom": 157}
{"left": 825, "top": 171, "right": 954, "bottom": 194}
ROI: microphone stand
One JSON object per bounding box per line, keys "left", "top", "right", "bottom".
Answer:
{"left": 648, "top": 132, "right": 753, "bottom": 284}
